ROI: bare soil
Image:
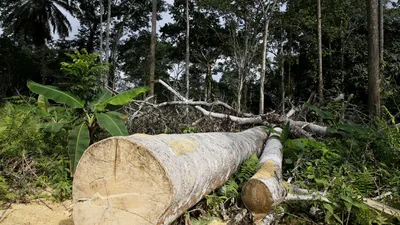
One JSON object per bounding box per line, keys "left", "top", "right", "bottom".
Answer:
{"left": 0, "top": 199, "right": 73, "bottom": 225}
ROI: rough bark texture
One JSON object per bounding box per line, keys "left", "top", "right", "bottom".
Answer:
{"left": 242, "top": 128, "right": 286, "bottom": 219}
{"left": 150, "top": 0, "right": 157, "bottom": 97}
{"left": 317, "top": 0, "right": 323, "bottom": 104}
{"left": 367, "top": 0, "right": 381, "bottom": 116}
{"left": 73, "top": 127, "right": 269, "bottom": 225}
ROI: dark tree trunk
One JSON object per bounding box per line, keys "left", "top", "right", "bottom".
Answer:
{"left": 86, "top": 22, "right": 99, "bottom": 53}
{"left": 367, "top": 0, "right": 381, "bottom": 116}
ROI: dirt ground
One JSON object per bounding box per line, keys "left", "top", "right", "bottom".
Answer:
{"left": 0, "top": 199, "right": 73, "bottom": 225}
{"left": 0, "top": 200, "right": 229, "bottom": 225}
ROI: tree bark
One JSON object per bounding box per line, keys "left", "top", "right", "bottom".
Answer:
{"left": 242, "top": 127, "right": 286, "bottom": 221}
{"left": 185, "top": 0, "right": 190, "bottom": 101}
{"left": 99, "top": 0, "right": 104, "bottom": 63}
{"left": 259, "top": 12, "right": 270, "bottom": 115}
{"left": 72, "top": 127, "right": 269, "bottom": 225}
{"left": 150, "top": 0, "right": 157, "bottom": 97}
{"left": 86, "top": 22, "right": 99, "bottom": 53}
{"left": 317, "top": 0, "right": 323, "bottom": 104}
{"left": 280, "top": 40, "right": 285, "bottom": 115}
{"left": 366, "top": 0, "right": 381, "bottom": 116}
{"left": 105, "top": 0, "right": 111, "bottom": 62}
{"left": 205, "top": 61, "right": 211, "bottom": 101}
{"left": 379, "top": 0, "right": 384, "bottom": 78}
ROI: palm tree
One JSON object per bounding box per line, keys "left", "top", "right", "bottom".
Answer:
{"left": 3, "top": 0, "right": 76, "bottom": 83}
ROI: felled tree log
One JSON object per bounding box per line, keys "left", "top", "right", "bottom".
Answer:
{"left": 241, "top": 128, "right": 287, "bottom": 221}
{"left": 73, "top": 127, "right": 269, "bottom": 225}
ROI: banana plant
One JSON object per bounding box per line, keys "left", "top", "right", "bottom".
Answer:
{"left": 27, "top": 80, "right": 150, "bottom": 175}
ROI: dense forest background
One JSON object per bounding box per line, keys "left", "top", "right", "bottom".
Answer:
{"left": 1, "top": 0, "right": 399, "bottom": 114}
{"left": 1, "top": 0, "right": 400, "bottom": 224}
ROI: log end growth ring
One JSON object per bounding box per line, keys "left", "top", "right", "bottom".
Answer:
{"left": 241, "top": 179, "right": 274, "bottom": 214}
{"left": 72, "top": 137, "right": 173, "bottom": 225}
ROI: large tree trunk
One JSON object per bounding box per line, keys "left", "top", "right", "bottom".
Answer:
{"left": 150, "top": 0, "right": 157, "bottom": 97}
{"left": 185, "top": 0, "right": 190, "bottom": 101}
{"left": 317, "top": 0, "right": 323, "bottom": 104}
{"left": 366, "top": 0, "right": 381, "bottom": 116}
{"left": 73, "top": 127, "right": 269, "bottom": 225}
{"left": 242, "top": 128, "right": 286, "bottom": 221}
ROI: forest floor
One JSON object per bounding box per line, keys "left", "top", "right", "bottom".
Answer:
{"left": 0, "top": 199, "right": 73, "bottom": 225}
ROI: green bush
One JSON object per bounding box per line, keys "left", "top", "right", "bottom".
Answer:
{"left": 0, "top": 102, "right": 71, "bottom": 201}
{"left": 281, "top": 119, "right": 400, "bottom": 224}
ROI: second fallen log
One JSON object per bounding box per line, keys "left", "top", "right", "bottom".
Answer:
{"left": 241, "top": 127, "right": 287, "bottom": 218}
{"left": 72, "top": 127, "right": 269, "bottom": 225}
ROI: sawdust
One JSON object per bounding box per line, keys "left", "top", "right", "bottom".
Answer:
{"left": 0, "top": 199, "right": 73, "bottom": 225}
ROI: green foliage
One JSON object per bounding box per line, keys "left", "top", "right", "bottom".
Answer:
{"left": 205, "top": 153, "right": 259, "bottom": 217}
{"left": 27, "top": 80, "right": 150, "bottom": 175}
{"left": 27, "top": 80, "right": 85, "bottom": 109}
{"left": 282, "top": 117, "right": 400, "bottom": 224}
{"left": 60, "top": 49, "right": 107, "bottom": 102}
{"left": 68, "top": 123, "right": 90, "bottom": 175}
{"left": 0, "top": 102, "right": 71, "bottom": 201}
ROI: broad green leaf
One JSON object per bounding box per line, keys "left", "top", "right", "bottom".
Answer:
{"left": 91, "top": 88, "right": 112, "bottom": 111}
{"left": 305, "top": 103, "right": 334, "bottom": 120}
{"left": 37, "top": 95, "right": 49, "bottom": 112}
{"left": 97, "top": 86, "right": 150, "bottom": 110}
{"left": 96, "top": 112, "right": 129, "bottom": 136}
{"left": 41, "top": 122, "right": 64, "bottom": 133}
{"left": 107, "top": 111, "right": 127, "bottom": 120}
{"left": 27, "top": 80, "right": 85, "bottom": 109}
{"left": 68, "top": 123, "right": 90, "bottom": 175}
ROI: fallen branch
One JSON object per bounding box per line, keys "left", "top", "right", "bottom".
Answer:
{"left": 156, "top": 79, "right": 328, "bottom": 136}
{"left": 363, "top": 198, "right": 400, "bottom": 217}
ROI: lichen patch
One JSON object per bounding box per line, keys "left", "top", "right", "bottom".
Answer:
{"left": 252, "top": 160, "right": 278, "bottom": 179}
{"left": 168, "top": 138, "right": 199, "bottom": 155}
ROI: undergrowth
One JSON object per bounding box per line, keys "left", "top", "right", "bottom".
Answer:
{"left": 0, "top": 102, "right": 72, "bottom": 204}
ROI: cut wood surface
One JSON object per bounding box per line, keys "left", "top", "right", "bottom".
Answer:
{"left": 241, "top": 127, "right": 286, "bottom": 220}
{"left": 73, "top": 127, "right": 269, "bottom": 225}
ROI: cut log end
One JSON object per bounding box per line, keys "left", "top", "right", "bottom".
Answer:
{"left": 242, "top": 179, "right": 274, "bottom": 214}
{"left": 72, "top": 138, "right": 173, "bottom": 225}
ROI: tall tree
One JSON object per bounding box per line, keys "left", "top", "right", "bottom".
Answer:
{"left": 2, "top": 0, "right": 76, "bottom": 83}
{"left": 186, "top": 0, "right": 190, "bottom": 101}
{"left": 317, "top": 0, "right": 323, "bottom": 103}
{"left": 379, "top": 0, "right": 384, "bottom": 75}
{"left": 99, "top": 0, "right": 104, "bottom": 61}
{"left": 366, "top": 0, "right": 381, "bottom": 116}
{"left": 105, "top": 0, "right": 111, "bottom": 62}
{"left": 259, "top": 0, "right": 277, "bottom": 115}
{"left": 150, "top": 0, "right": 157, "bottom": 97}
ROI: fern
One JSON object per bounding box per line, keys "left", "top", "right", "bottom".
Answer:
{"left": 218, "top": 178, "right": 239, "bottom": 199}
{"left": 235, "top": 153, "right": 259, "bottom": 185}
